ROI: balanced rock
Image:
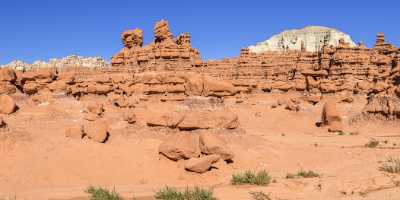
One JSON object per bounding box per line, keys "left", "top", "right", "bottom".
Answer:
{"left": 199, "top": 132, "right": 234, "bottom": 161}
{"left": 0, "top": 95, "right": 17, "bottom": 114}
{"left": 184, "top": 155, "right": 220, "bottom": 173}
{"left": 158, "top": 133, "right": 201, "bottom": 161}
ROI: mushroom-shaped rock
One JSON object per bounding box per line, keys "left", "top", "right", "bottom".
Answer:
{"left": 158, "top": 133, "right": 201, "bottom": 161}
{"left": 65, "top": 124, "right": 84, "bottom": 139}
{"left": 0, "top": 95, "right": 17, "bottom": 114}
{"left": 84, "top": 122, "right": 109, "bottom": 143}
{"left": 321, "top": 100, "right": 343, "bottom": 132}
{"left": 184, "top": 155, "right": 220, "bottom": 173}
{"left": 199, "top": 132, "right": 234, "bottom": 161}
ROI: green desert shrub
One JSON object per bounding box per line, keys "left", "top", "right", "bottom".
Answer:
{"left": 379, "top": 157, "right": 400, "bottom": 174}
{"left": 231, "top": 170, "right": 271, "bottom": 186}
{"left": 85, "top": 186, "right": 122, "bottom": 200}
{"left": 155, "top": 186, "right": 216, "bottom": 200}
{"left": 365, "top": 138, "right": 380, "bottom": 148}
{"left": 286, "top": 169, "right": 320, "bottom": 179}
{"left": 249, "top": 191, "right": 271, "bottom": 200}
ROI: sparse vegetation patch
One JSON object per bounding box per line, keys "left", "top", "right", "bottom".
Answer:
{"left": 249, "top": 191, "right": 272, "bottom": 200}
{"left": 231, "top": 170, "right": 271, "bottom": 186}
{"left": 155, "top": 186, "right": 216, "bottom": 200}
{"left": 379, "top": 158, "right": 400, "bottom": 174}
{"left": 85, "top": 186, "right": 122, "bottom": 200}
{"left": 286, "top": 169, "right": 320, "bottom": 179}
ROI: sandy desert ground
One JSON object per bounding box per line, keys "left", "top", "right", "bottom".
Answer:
{"left": 1, "top": 92, "right": 399, "bottom": 200}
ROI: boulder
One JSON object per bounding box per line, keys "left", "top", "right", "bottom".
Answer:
{"left": 123, "top": 110, "right": 137, "bottom": 124}
{"left": 178, "top": 110, "right": 239, "bottom": 130}
{"left": 23, "top": 82, "right": 39, "bottom": 94}
{"left": 0, "top": 68, "right": 16, "bottom": 82}
{"left": 87, "top": 83, "right": 113, "bottom": 95}
{"left": 86, "top": 102, "right": 104, "bottom": 116}
{"left": 83, "top": 113, "right": 101, "bottom": 121}
{"left": 203, "top": 77, "right": 238, "bottom": 97}
{"left": 0, "top": 95, "right": 17, "bottom": 114}
{"left": 65, "top": 124, "right": 84, "bottom": 139}
{"left": 199, "top": 132, "right": 234, "bottom": 161}
{"left": 184, "top": 155, "right": 220, "bottom": 173}
{"left": 21, "top": 69, "right": 56, "bottom": 83}
{"left": 321, "top": 100, "right": 343, "bottom": 132}
{"left": 184, "top": 74, "right": 204, "bottom": 96}
{"left": 158, "top": 133, "right": 201, "bottom": 161}
{"left": 84, "top": 122, "right": 109, "bottom": 143}
{"left": 147, "top": 112, "right": 185, "bottom": 128}
{"left": 0, "top": 82, "right": 17, "bottom": 95}
{"left": 47, "top": 80, "right": 67, "bottom": 92}
{"left": 109, "top": 94, "right": 138, "bottom": 108}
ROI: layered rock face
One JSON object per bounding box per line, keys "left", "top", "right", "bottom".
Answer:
{"left": 1, "top": 55, "right": 109, "bottom": 71}
{"left": 248, "top": 26, "right": 356, "bottom": 53}
{"left": 204, "top": 33, "right": 399, "bottom": 97}
{"left": 2, "top": 21, "right": 400, "bottom": 120}
{"left": 111, "top": 19, "right": 202, "bottom": 72}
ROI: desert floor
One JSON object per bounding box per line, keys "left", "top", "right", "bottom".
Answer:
{"left": 0, "top": 93, "right": 399, "bottom": 200}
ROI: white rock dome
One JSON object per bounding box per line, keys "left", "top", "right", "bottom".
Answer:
{"left": 248, "top": 26, "right": 356, "bottom": 53}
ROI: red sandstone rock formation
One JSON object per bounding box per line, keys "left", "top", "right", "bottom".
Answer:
{"left": 321, "top": 100, "right": 343, "bottom": 132}
{"left": 0, "top": 68, "right": 17, "bottom": 95}
{"left": 4, "top": 21, "right": 400, "bottom": 119}
{"left": 111, "top": 20, "right": 202, "bottom": 71}
{"left": 0, "top": 95, "right": 17, "bottom": 114}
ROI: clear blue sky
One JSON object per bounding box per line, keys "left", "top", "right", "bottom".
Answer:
{"left": 0, "top": 0, "right": 399, "bottom": 64}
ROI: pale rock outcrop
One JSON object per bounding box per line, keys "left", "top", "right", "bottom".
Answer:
{"left": 249, "top": 26, "right": 356, "bottom": 53}
{"left": 1, "top": 55, "right": 109, "bottom": 71}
